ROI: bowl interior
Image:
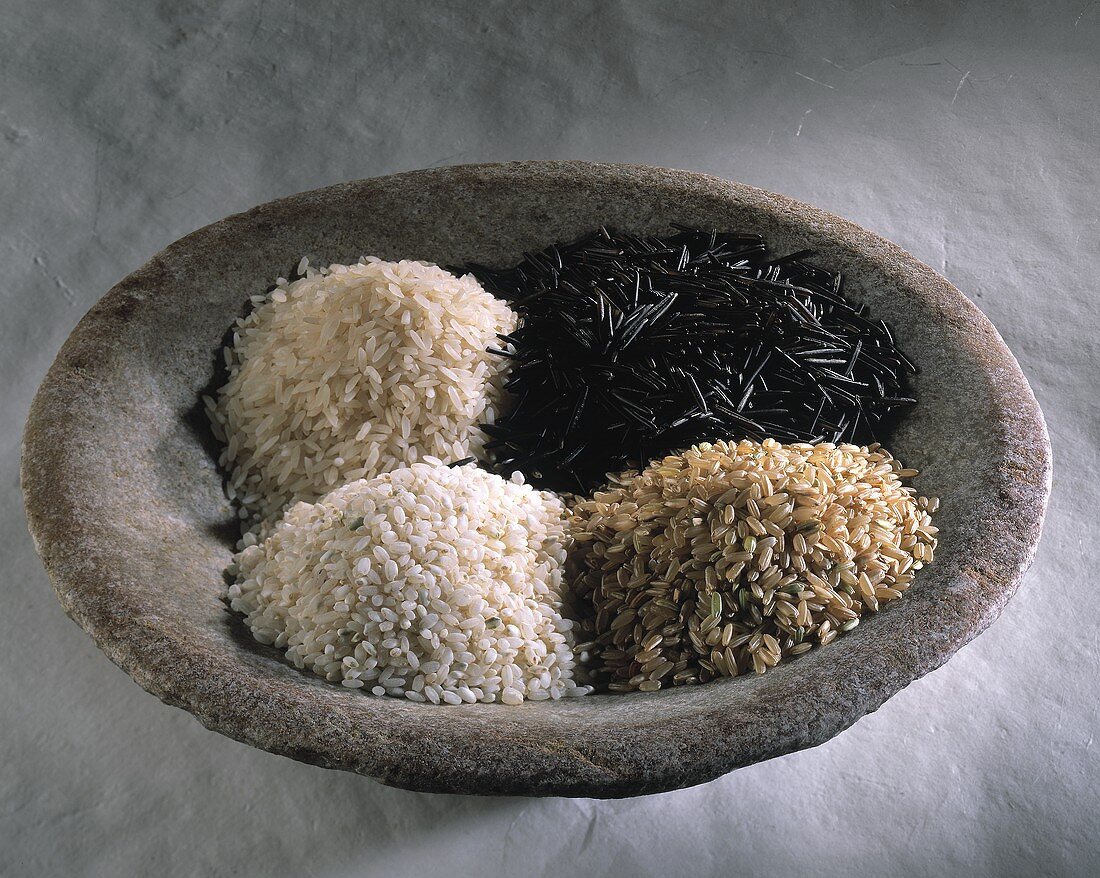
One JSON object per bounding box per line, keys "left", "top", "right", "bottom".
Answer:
{"left": 22, "top": 162, "right": 1049, "bottom": 797}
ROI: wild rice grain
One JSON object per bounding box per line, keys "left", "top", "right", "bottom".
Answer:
{"left": 471, "top": 227, "right": 917, "bottom": 492}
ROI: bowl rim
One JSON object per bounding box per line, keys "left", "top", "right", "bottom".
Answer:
{"left": 21, "top": 160, "right": 1052, "bottom": 797}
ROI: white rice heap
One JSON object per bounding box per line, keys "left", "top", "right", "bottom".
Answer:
{"left": 229, "top": 461, "right": 590, "bottom": 705}
{"left": 207, "top": 258, "right": 517, "bottom": 528}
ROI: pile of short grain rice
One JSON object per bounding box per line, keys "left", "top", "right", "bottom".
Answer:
{"left": 229, "top": 460, "right": 591, "bottom": 705}
{"left": 568, "top": 438, "right": 938, "bottom": 691}
{"left": 207, "top": 258, "right": 516, "bottom": 528}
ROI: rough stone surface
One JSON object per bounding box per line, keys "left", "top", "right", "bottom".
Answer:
{"left": 22, "top": 162, "right": 1050, "bottom": 798}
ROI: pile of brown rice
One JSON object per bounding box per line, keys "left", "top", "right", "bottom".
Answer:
{"left": 568, "top": 438, "right": 938, "bottom": 691}
{"left": 207, "top": 258, "right": 516, "bottom": 528}
{"left": 229, "top": 460, "right": 591, "bottom": 705}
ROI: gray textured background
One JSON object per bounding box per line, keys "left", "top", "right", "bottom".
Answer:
{"left": 3, "top": 2, "right": 1096, "bottom": 876}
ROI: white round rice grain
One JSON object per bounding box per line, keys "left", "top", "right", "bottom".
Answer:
{"left": 230, "top": 462, "right": 588, "bottom": 705}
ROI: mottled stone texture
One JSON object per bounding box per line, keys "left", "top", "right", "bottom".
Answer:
{"left": 21, "top": 162, "right": 1049, "bottom": 797}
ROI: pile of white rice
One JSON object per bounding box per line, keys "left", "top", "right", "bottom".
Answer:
{"left": 207, "top": 258, "right": 517, "bottom": 528}
{"left": 229, "top": 461, "right": 590, "bottom": 705}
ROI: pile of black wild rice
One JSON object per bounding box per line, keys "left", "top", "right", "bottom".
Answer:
{"left": 470, "top": 226, "right": 916, "bottom": 493}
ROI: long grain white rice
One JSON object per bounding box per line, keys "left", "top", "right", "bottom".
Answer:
{"left": 229, "top": 461, "right": 591, "bottom": 704}
{"left": 206, "top": 258, "right": 516, "bottom": 528}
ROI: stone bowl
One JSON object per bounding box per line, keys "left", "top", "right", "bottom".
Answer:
{"left": 21, "top": 162, "right": 1050, "bottom": 798}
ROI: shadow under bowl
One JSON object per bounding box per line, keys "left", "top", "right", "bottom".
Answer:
{"left": 21, "top": 162, "right": 1051, "bottom": 797}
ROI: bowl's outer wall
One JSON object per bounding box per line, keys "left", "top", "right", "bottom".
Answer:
{"left": 21, "top": 162, "right": 1051, "bottom": 797}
